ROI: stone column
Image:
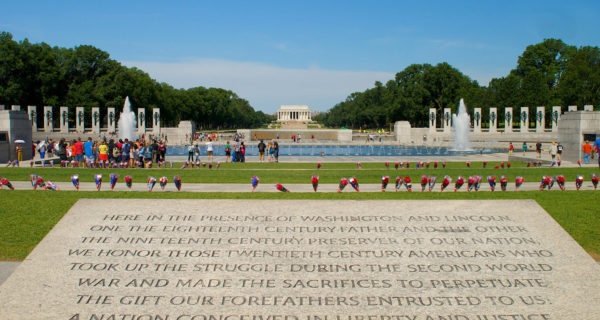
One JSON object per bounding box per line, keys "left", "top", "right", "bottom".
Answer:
{"left": 28, "top": 106, "right": 37, "bottom": 132}
{"left": 76, "top": 107, "right": 85, "bottom": 133}
{"left": 137, "top": 108, "right": 145, "bottom": 135}
{"left": 473, "top": 108, "right": 481, "bottom": 133}
{"left": 107, "top": 107, "right": 116, "bottom": 133}
{"left": 60, "top": 106, "right": 69, "bottom": 133}
{"left": 489, "top": 107, "right": 497, "bottom": 133}
{"left": 0, "top": 105, "right": 4, "bottom": 110}
{"left": 504, "top": 107, "right": 513, "bottom": 133}
{"left": 568, "top": 105, "right": 577, "bottom": 112}
{"left": 91, "top": 107, "right": 100, "bottom": 134}
{"left": 520, "top": 107, "right": 529, "bottom": 133}
{"left": 584, "top": 105, "right": 593, "bottom": 111}
{"left": 443, "top": 108, "right": 451, "bottom": 132}
{"left": 428, "top": 108, "right": 437, "bottom": 132}
{"left": 551, "top": 106, "right": 561, "bottom": 132}
{"left": 535, "top": 106, "right": 545, "bottom": 133}
{"left": 152, "top": 108, "right": 160, "bottom": 134}
{"left": 44, "top": 106, "right": 53, "bottom": 133}
{"left": 11, "top": 105, "right": 20, "bottom": 111}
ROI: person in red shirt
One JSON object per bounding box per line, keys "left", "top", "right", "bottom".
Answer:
{"left": 74, "top": 138, "right": 84, "bottom": 167}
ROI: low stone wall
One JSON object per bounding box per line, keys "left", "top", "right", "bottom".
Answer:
{"left": 244, "top": 129, "right": 352, "bottom": 142}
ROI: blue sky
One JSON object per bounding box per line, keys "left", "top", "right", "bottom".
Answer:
{"left": 2, "top": 0, "right": 599, "bottom": 113}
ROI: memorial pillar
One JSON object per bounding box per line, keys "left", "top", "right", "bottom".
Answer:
{"left": 0, "top": 105, "right": 4, "bottom": 110}
{"left": 76, "top": 107, "right": 85, "bottom": 133}
{"left": 443, "top": 108, "right": 451, "bottom": 133}
{"left": 28, "top": 106, "right": 37, "bottom": 132}
{"left": 568, "top": 105, "right": 577, "bottom": 112}
{"left": 489, "top": 107, "right": 497, "bottom": 133}
{"left": 91, "top": 107, "right": 100, "bottom": 134}
{"left": 44, "top": 106, "right": 53, "bottom": 133}
{"left": 107, "top": 107, "right": 116, "bottom": 133}
{"left": 473, "top": 108, "right": 481, "bottom": 133}
{"left": 153, "top": 108, "right": 160, "bottom": 134}
{"left": 520, "top": 107, "right": 529, "bottom": 133}
{"left": 60, "top": 106, "right": 69, "bottom": 133}
{"left": 137, "top": 108, "right": 145, "bottom": 135}
{"left": 11, "top": 105, "right": 20, "bottom": 111}
{"left": 535, "top": 106, "right": 545, "bottom": 133}
{"left": 428, "top": 108, "right": 436, "bottom": 132}
{"left": 504, "top": 107, "right": 513, "bottom": 133}
{"left": 584, "top": 105, "right": 593, "bottom": 111}
{"left": 551, "top": 106, "right": 561, "bottom": 132}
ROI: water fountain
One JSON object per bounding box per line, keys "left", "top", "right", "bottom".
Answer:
{"left": 117, "top": 96, "right": 137, "bottom": 141}
{"left": 451, "top": 98, "right": 472, "bottom": 151}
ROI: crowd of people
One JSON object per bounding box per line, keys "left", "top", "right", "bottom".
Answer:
{"left": 33, "top": 137, "right": 168, "bottom": 168}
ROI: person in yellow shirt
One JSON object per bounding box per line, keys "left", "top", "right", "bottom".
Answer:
{"left": 98, "top": 140, "right": 109, "bottom": 167}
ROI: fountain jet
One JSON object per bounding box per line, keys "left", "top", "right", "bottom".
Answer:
{"left": 451, "top": 99, "right": 472, "bottom": 151}
{"left": 117, "top": 96, "right": 137, "bottom": 141}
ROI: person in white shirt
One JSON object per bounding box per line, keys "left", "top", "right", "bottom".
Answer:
{"left": 206, "top": 138, "right": 214, "bottom": 162}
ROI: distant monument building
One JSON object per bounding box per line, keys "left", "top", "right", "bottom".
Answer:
{"left": 276, "top": 105, "right": 312, "bottom": 122}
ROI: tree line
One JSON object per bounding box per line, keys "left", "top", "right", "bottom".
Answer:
{"left": 316, "top": 39, "right": 600, "bottom": 129}
{"left": 0, "top": 31, "right": 274, "bottom": 129}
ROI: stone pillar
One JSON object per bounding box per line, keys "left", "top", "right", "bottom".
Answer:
{"left": 91, "top": 107, "right": 100, "bottom": 134}
{"left": 107, "top": 107, "right": 116, "bottom": 133}
{"left": 76, "top": 107, "right": 85, "bottom": 133}
{"left": 520, "top": 107, "right": 529, "bottom": 133}
{"left": 152, "top": 108, "right": 160, "bottom": 134}
{"left": 0, "top": 105, "right": 4, "bottom": 110}
{"left": 504, "top": 107, "right": 513, "bottom": 133}
{"left": 11, "top": 105, "right": 20, "bottom": 111}
{"left": 60, "top": 106, "right": 69, "bottom": 133}
{"left": 44, "top": 106, "right": 53, "bottom": 133}
{"left": 551, "top": 106, "right": 561, "bottom": 132}
{"left": 584, "top": 105, "right": 593, "bottom": 111}
{"left": 428, "top": 108, "right": 436, "bottom": 132}
{"left": 489, "top": 107, "right": 497, "bottom": 133}
{"left": 568, "top": 105, "right": 577, "bottom": 112}
{"left": 443, "top": 108, "right": 451, "bottom": 132}
{"left": 137, "top": 108, "right": 145, "bottom": 135}
{"left": 535, "top": 106, "right": 545, "bottom": 133}
{"left": 473, "top": 108, "right": 481, "bottom": 133}
{"left": 28, "top": 106, "right": 37, "bottom": 132}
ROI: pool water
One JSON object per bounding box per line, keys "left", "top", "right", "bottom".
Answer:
{"left": 167, "top": 145, "right": 500, "bottom": 157}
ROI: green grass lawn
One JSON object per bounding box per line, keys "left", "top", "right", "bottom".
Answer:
{"left": 1, "top": 161, "right": 598, "bottom": 184}
{"left": 0, "top": 162, "right": 598, "bottom": 262}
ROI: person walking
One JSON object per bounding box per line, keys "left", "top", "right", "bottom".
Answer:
{"left": 549, "top": 142, "right": 557, "bottom": 161}
{"left": 556, "top": 142, "right": 563, "bottom": 161}
{"left": 582, "top": 140, "right": 592, "bottom": 164}
{"left": 509, "top": 142, "right": 514, "bottom": 155}
{"left": 257, "top": 140, "right": 266, "bottom": 162}
{"left": 593, "top": 137, "right": 600, "bottom": 168}
{"left": 187, "top": 144, "right": 194, "bottom": 162}
{"left": 535, "top": 141, "right": 542, "bottom": 158}
{"left": 273, "top": 139, "right": 279, "bottom": 162}
{"left": 522, "top": 142, "right": 527, "bottom": 156}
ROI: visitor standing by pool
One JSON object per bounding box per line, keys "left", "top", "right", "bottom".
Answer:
{"left": 257, "top": 140, "right": 266, "bottom": 162}
{"left": 84, "top": 137, "right": 94, "bottom": 166}
{"left": 522, "top": 142, "right": 527, "bottom": 155}
{"left": 536, "top": 141, "right": 542, "bottom": 158}
{"left": 187, "top": 144, "right": 194, "bottom": 162}
{"left": 509, "top": 142, "right": 514, "bottom": 155}
{"left": 273, "top": 139, "right": 279, "bottom": 162}
{"left": 206, "top": 138, "right": 214, "bottom": 162}
{"left": 224, "top": 141, "right": 231, "bottom": 162}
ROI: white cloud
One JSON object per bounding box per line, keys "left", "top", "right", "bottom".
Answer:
{"left": 122, "top": 59, "right": 394, "bottom": 114}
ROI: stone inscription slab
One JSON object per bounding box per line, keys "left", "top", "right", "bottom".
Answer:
{"left": 0, "top": 200, "right": 599, "bottom": 319}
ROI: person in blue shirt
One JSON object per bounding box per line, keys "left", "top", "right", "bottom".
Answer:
{"left": 83, "top": 137, "right": 94, "bottom": 166}
{"left": 594, "top": 137, "right": 600, "bottom": 168}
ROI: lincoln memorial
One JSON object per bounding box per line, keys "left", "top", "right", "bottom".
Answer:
{"left": 276, "top": 105, "right": 312, "bottom": 121}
